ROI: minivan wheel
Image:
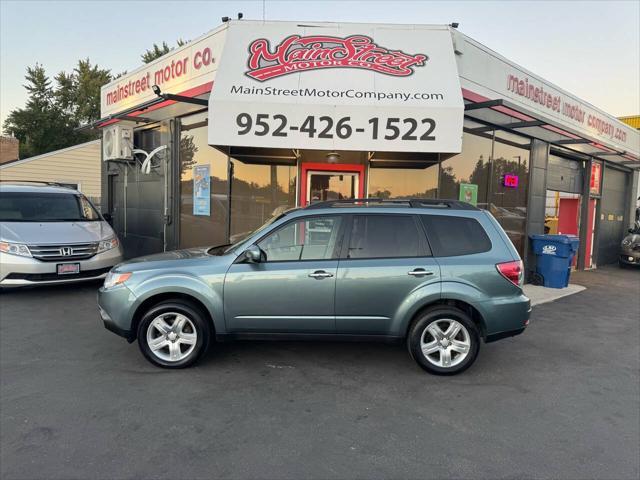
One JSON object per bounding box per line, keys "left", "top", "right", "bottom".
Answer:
{"left": 137, "top": 301, "right": 211, "bottom": 369}
{"left": 408, "top": 307, "right": 480, "bottom": 375}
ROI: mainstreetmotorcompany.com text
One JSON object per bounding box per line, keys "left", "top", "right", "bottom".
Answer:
{"left": 230, "top": 85, "right": 445, "bottom": 102}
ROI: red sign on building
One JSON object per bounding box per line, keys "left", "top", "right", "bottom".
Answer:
{"left": 590, "top": 162, "right": 602, "bottom": 195}
{"left": 503, "top": 174, "right": 519, "bottom": 188}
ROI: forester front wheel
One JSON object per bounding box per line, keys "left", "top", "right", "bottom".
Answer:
{"left": 408, "top": 307, "right": 480, "bottom": 375}
{"left": 137, "top": 300, "right": 211, "bottom": 369}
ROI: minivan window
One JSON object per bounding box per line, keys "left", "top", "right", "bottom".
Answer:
{"left": 0, "top": 192, "right": 101, "bottom": 222}
{"left": 421, "top": 215, "right": 491, "bottom": 257}
{"left": 348, "top": 215, "right": 422, "bottom": 259}
{"left": 258, "top": 216, "right": 342, "bottom": 261}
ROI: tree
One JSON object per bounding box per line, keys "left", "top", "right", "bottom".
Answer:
{"left": 141, "top": 39, "right": 187, "bottom": 64}
{"left": 3, "top": 65, "right": 80, "bottom": 158}
{"left": 3, "top": 39, "right": 186, "bottom": 158}
{"left": 55, "top": 59, "right": 111, "bottom": 125}
{"left": 3, "top": 59, "right": 113, "bottom": 158}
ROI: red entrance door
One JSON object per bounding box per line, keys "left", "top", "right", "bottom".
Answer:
{"left": 557, "top": 198, "right": 580, "bottom": 235}
{"left": 299, "top": 163, "right": 365, "bottom": 207}
{"left": 583, "top": 198, "right": 597, "bottom": 269}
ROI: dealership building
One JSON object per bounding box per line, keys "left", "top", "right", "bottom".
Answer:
{"left": 95, "top": 20, "right": 640, "bottom": 273}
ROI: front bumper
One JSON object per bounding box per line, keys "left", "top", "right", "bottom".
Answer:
{"left": 98, "top": 283, "right": 138, "bottom": 342}
{"left": 0, "top": 247, "right": 123, "bottom": 287}
{"left": 619, "top": 251, "right": 640, "bottom": 266}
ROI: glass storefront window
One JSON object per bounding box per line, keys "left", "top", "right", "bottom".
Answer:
{"left": 488, "top": 137, "right": 530, "bottom": 256}
{"left": 368, "top": 164, "right": 438, "bottom": 199}
{"left": 179, "top": 112, "right": 229, "bottom": 249}
{"left": 229, "top": 161, "right": 297, "bottom": 242}
{"left": 439, "top": 131, "right": 493, "bottom": 205}
{"left": 439, "top": 128, "right": 530, "bottom": 257}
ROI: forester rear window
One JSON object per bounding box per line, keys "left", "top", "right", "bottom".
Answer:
{"left": 348, "top": 215, "right": 422, "bottom": 259}
{"left": 421, "top": 215, "right": 491, "bottom": 257}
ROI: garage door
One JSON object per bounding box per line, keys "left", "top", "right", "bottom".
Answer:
{"left": 548, "top": 155, "right": 583, "bottom": 193}
{"left": 597, "top": 167, "right": 628, "bottom": 265}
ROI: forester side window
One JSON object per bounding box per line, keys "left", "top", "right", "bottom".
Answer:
{"left": 422, "top": 215, "right": 492, "bottom": 257}
{"left": 258, "top": 216, "right": 342, "bottom": 262}
{"left": 347, "top": 215, "right": 423, "bottom": 259}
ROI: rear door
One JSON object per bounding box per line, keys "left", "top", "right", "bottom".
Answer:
{"left": 335, "top": 214, "right": 441, "bottom": 335}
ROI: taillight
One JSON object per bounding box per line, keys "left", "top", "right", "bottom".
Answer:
{"left": 496, "top": 260, "right": 523, "bottom": 287}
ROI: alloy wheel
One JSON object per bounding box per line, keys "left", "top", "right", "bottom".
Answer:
{"left": 420, "top": 319, "right": 471, "bottom": 368}
{"left": 146, "top": 312, "right": 198, "bottom": 363}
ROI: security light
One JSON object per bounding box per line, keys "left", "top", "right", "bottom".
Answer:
{"left": 152, "top": 84, "right": 161, "bottom": 96}
{"left": 237, "top": 12, "right": 243, "bottom": 19}
{"left": 326, "top": 152, "right": 340, "bottom": 163}
{"left": 450, "top": 22, "right": 459, "bottom": 28}
{"left": 221, "top": 16, "right": 230, "bottom": 22}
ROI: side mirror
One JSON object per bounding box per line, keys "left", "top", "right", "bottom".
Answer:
{"left": 243, "top": 245, "right": 263, "bottom": 263}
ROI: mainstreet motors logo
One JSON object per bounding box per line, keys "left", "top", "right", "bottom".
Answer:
{"left": 246, "top": 35, "right": 428, "bottom": 82}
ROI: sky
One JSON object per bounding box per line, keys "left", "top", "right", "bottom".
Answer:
{"left": 1, "top": 0, "right": 639, "bottom": 129}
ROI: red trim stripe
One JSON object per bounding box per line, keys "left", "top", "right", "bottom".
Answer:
{"left": 299, "top": 162, "right": 366, "bottom": 207}
{"left": 99, "top": 81, "right": 213, "bottom": 128}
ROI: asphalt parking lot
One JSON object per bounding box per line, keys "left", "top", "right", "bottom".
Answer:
{"left": 1, "top": 266, "right": 639, "bottom": 480}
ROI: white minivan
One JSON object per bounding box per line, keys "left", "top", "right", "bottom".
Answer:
{"left": 0, "top": 182, "right": 123, "bottom": 287}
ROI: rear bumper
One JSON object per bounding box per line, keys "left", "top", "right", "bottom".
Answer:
{"left": 0, "top": 247, "right": 123, "bottom": 287}
{"left": 486, "top": 327, "right": 526, "bottom": 343}
{"left": 479, "top": 292, "right": 531, "bottom": 340}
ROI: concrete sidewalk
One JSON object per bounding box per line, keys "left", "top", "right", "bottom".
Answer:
{"left": 524, "top": 282, "right": 587, "bottom": 306}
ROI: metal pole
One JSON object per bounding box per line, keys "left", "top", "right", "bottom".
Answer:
{"left": 124, "top": 164, "right": 128, "bottom": 238}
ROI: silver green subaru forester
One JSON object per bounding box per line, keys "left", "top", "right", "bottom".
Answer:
{"left": 98, "top": 199, "right": 531, "bottom": 375}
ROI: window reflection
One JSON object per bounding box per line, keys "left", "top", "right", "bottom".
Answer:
{"left": 439, "top": 129, "right": 530, "bottom": 256}
{"left": 490, "top": 138, "right": 529, "bottom": 256}
{"left": 439, "top": 132, "right": 493, "bottom": 204}
{"left": 368, "top": 164, "right": 438, "bottom": 199}
{"left": 179, "top": 112, "right": 229, "bottom": 249}
{"left": 230, "top": 161, "right": 297, "bottom": 242}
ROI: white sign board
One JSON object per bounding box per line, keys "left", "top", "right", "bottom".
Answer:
{"left": 209, "top": 21, "right": 464, "bottom": 152}
{"left": 100, "top": 30, "right": 224, "bottom": 117}
{"left": 455, "top": 32, "right": 640, "bottom": 157}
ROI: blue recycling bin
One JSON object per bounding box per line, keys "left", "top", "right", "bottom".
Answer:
{"left": 529, "top": 234, "right": 580, "bottom": 288}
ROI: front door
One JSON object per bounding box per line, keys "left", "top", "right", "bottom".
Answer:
{"left": 224, "top": 215, "right": 345, "bottom": 333}
{"left": 300, "top": 163, "right": 365, "bottom": 206}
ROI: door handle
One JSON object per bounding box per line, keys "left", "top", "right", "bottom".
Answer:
{"left": 408, "top": 269, "right": 434, "bottom": 277}
{"left": 308, "top": 270, "right": 334, "bottom": 279}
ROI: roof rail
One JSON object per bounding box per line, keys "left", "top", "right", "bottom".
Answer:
{"left": 304, "top": 198, "right": 479, "bottom": 210}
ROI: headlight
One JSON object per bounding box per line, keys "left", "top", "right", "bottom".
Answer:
{"left": 622, "top": 239, "right": 632, "bottom": 247}
{"left": 103, "top": 271, "right": 132, "bottom": 289}
{"left": 0, "top": 241, "right": 32, "bottom": 257}
{"left": 98, "top": 237, "right": 119, "bottom": 253}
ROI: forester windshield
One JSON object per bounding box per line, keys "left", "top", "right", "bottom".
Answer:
{"left": 0, "top": 192, "right": 101, "bottom": 222}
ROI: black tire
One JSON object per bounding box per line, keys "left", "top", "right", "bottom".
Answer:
{"left": 619, "top": 260, "right": 627, "bottom": 269}
{"left": 407, "top": 306, "right": 480, "bottom": 375}
{"left": 137, "top": 300, "right": 211, "bottom": 369}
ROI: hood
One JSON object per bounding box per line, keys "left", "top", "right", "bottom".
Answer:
{"left": 0, "top": 221, "right": 114, "bottom": 244}
{"left": 123, "top": 247, "right": 212, "bottom": 265}
{"left": 622, "top": 233, "right": 640, "bottom": 246}
{"left": 115, "top": 247, "right": 235, "bottom": 273}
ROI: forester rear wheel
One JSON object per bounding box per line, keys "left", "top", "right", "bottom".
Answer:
{"left": 408, "top": 306, "right": 480, "bottom": 375}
